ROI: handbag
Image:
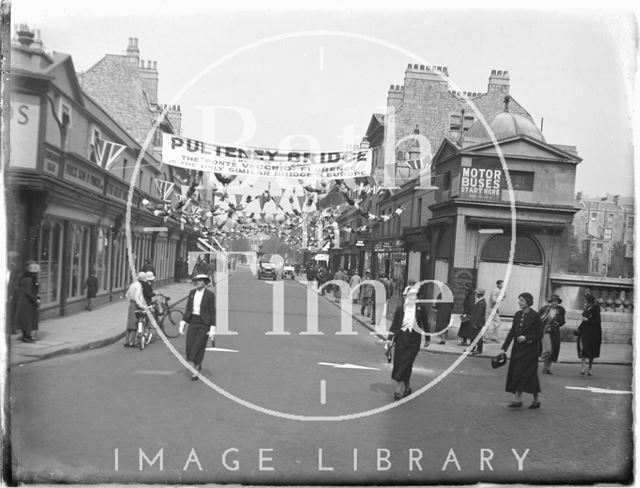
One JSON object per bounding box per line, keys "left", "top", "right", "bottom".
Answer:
{"left": 491, "top": 352, "right": 507, "bottom": 369}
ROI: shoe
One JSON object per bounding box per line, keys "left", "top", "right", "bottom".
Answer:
{"left": 393, "top": 392, "right": 402, "bottom": 401}
{"left": 402, "top": 388, "right": 412, "bottom": 398}
{"left": 191, "top": 375, "right": 199, "bottom": 381}
{"left": 528, "top": 401, "right": 541, "bottom": 409}
{"left": 508, "top": 401, "right": 523, "bottom": 408}
{"left": 470, "top": 350, "right": 480, "bottom": 355}
{"left": 21, "top": 337, "right": 34, "bottom": 343}
{"left": 439, "top": 341, "right": 446, "bottom": 345}
{"left": 580, "top": 370, "right": 586, "bottom": 376}
{"left": 587, "top": 370, "right": 593, "bottom": 376}
{"left": 543, "top": 369, "right": 553, "bottom": 375}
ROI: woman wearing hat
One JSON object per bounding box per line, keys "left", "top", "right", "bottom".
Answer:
{"left": 577, "top": 293, "right": 602, "bottom": 376}
{"left": 124, "top": 272, "right": 148, "bottom": 347}
{"left": 385, "top": 286, "right": 429, "bottom": 400}
{"left": 500, "top": 292, "right": 543, "bottom": 409}
{"left": 457, "top": 283, "right": 475, "bottom": 346}
{"left": 538, "top": 294, "right": 566, "bottom": 374}
{"left": 15, "top": 260, "right": 40, "bottom": 343}
{"left": 179, "top": 274, "right": 217, "bottom": 380}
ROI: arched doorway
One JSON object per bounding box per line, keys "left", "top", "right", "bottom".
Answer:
{"left": 477, "top": 233, "right": 544, "bottom": 315}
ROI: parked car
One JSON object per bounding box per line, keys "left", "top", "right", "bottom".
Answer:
{"left": 282, "top": 265, "right": 295, "bottom": 280}
{"left": 258, "top": 261, "right": 277, "bottom": 280}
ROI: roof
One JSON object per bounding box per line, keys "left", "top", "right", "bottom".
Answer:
{"left": 465, "top": 109, "right": 545, "bottom": 143}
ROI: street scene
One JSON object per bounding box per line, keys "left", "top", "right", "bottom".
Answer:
{"left": 2, "top": 2, "right": 636, "bottom": 486}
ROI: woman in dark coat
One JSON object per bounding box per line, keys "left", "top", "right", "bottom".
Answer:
{"left": 577, "top": 293, "right": 602, "bottom": 376}
{"left": 500, "top": 292, "right": 544, "bottom": 409}
{"left": 432, "top": 287, "right": 453, "bottom": 345}
{"left": 15, "top": 261, "right": 40, "bottom": 343}
{"left": 538, "top": 294, "right": 566, "bottom": 374}
{"left": 386, "top": 286, "right": 428, "bottom": 400}
{"left": 457, "top": 284, "right": 475, "bottom": 346}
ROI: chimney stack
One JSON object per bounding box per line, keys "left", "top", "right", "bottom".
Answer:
{"left": 15, "top": 23, "right": 35, "bottom": 48}
{"left": 488, "top": 69, "right": 510, "bottom": 94}
{"left": 126, "top": 37, "right": 140, "bottom": 58}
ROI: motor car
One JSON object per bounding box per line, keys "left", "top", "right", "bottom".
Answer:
{"left": 258, "top": 261, "right": 277, "bottom": 280}
{"left": 281, "top": 265, "right": 295, "bottom": 280}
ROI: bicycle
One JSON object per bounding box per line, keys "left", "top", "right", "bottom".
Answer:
{"left": 153, "top": 293, "right": 184, "bottom": 339}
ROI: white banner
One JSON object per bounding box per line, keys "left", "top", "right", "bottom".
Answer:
{"left": 162, "top": 133, "right": 372, "bottom": 180}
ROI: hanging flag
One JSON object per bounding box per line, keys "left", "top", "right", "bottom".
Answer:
{"left": 96, "top": 138, "right": 127, "bottom": 170}
{"left": 234, "top": 194, "right": 243, "bottom": 208}
{"left": 153, "top": 179, "right": 175, "bottom": 201}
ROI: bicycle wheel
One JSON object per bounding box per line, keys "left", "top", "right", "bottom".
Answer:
{"left": 138, "top": 332, "right": 146, "bottom": 350}
{"left": 162, "top": 309, "right": 183, "bottom": 338}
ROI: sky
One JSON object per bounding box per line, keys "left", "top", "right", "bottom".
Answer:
{"left": 10, "top": 1, "right": 638, "bottom": 197}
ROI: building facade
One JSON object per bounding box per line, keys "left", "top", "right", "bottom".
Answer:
{"left": 7, "top": 26, "right": 197, "bottom": 319}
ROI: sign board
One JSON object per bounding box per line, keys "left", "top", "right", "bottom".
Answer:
{"left": 142, "top": 227, "right": 169, "bottom": 233}
{"left": 10, "top": 93, "right": 40, "bottom": 169}
{"left": 355, "top": 240, "right": 365, "bottom": 247}
{"left": 162, "top": 133, "right": 372, "bottom": 180}
{"left": 459, "top": 167, "right": 501, "bottom": 200}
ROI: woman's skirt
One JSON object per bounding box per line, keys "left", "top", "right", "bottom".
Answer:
{"left": 457, "top": 318, "right": 474, "bottom": 339}
{"left": 185, "top": 316, "right": 208, "bottom": 366}
{"left": 391, "top": 331, "right": 421, "bottom": 383}
{"left": 126, "top": 301, "right": 139, "bottom": 331}
{"left": 505, "top": 344, "right": 541, "bottom": 394}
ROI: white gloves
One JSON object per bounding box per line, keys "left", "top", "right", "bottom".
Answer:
{"left": 179, "top": 320, "right": 186, "bottom": 335}
{"left": 207, "top": 325, "right": 217, "bottom": 339}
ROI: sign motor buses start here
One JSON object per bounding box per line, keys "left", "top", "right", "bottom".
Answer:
{"left": 460, "top": 166, "right": 502, "bottom": 199}
{"left": 162, "top": 133, "right": 372, "bottom": 180}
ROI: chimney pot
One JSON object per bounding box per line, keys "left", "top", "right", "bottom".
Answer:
{"left": 419, "top": 64, "right": 425, "bottom": 70}
{"left": 153, "top": 61, "right": 157, "bottom": 70}
{"left": 15, "top": 23, "right": 35, "bottom": 47}
{"left": 413, "top": 63, "right": 418, "bottom": 69}
{"left": 491, "top": 69, "right": 496, "bottom": 76}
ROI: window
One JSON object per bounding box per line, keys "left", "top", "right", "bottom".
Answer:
{"left": 463, "top": 116, "right": 475, "bottom": 131}
{"left": 604, "top": 229, "right": 612, "bottom": 240}
{"left": 89, "top": 127, "right": 101, "bottom": 163}
{"left": 628, "top": 217, "right": 634, "bottom": 228}
{"left": 449, "top": 114, "right": 461, "bottom": 131}
{"left": 506, "top": 171, "right": 534, "bottom": 191}
{"left": 442, "top": 171, "right": 451, "bottom": 190}
{"left": 58, "top": 99, "right": 72, "bottom": 128}
{"left": 122, "top": 159, "right": 127, "bottom": 180}
{"left": 396, "top": 151, "right": 404, "bottom": 161}
{"left": 416, "top": 198, "right": 422, "bottom": 226}
{"left": 596, "top": 243, "right": 603, "bottom": 252}
{"left": 590, "top": 212, "right": 597, "bottom": 221}
{"left": 581, "top": 241, "right": 589, "bottom": 253}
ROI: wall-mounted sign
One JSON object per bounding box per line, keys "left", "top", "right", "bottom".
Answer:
{"left": 355, "top": 240, "right": 365, "bottom": 247}
{"left": 460, "top": 167, "right": 501, "bottom": 200}
{"left": 63, "top": 161, "right": 105, "bottom": 192}
{"left": 10, "top": 93, "right": 40, "bottom": 169}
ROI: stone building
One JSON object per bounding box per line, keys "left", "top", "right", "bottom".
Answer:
{"left": 7, "top": 26, "right": 196, "bottom": 319}
{"left": 336, "top": 64, "right": 538, "bottom": 306}
{"left": 570, "top": 193, "right": 634, "bottom": 277}
{"left": 79, "top": 37, "right": 182, "bottom": 160}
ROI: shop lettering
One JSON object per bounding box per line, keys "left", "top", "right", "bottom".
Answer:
{"left": 10, "top": 104, "right": 30, "bottom": 125}
{"left": 460, "top": 167, "right": 502, "bottom": 190}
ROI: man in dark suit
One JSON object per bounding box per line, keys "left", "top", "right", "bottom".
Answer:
{"left": 179, "top": 274, "right": 216, "bottom": 380}
{"left": 470, "top": 288, "right": 487, "bottom": 355}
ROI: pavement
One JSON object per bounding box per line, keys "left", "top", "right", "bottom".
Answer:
{"left": 7, "top": 272, "right": 633, "bottom": 367}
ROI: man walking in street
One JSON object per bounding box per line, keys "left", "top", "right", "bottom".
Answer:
{"left": 333, "top": 268, "right": 348, "bottom": 303}
{"left": 486, "top": 280, "right": 506, "bottom": 342}
{"left": 470, "top": 288, "right": 487, "bottom": 355}
{"left": 360, "top": 270, "right": 374, "bottom": 321}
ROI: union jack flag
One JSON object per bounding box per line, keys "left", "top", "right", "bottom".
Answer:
{"left": 95, "top": 139, "right": 127, "bottom": 170}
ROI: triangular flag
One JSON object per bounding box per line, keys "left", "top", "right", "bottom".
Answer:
{"left": 154, "top": 179, "right": 175, "bottom": 201}
{"left": 234, "top": 194, "right": 243, "bottom": 207}
{"left": 96, "top": 139, "right": 127, "bottom": 170}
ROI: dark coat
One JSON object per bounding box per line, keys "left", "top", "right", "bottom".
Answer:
{"left": 469, "top": 298, "right": 487, "bottom": 335}
{"left": 457, "top": 290, "right": 476, "bottom": 339}
{"left": 84, "top": 275, "right": 99, "bottom": 299}
{"left": 141, "top": 281, "right": 155, "bottom": 306}
{"left": 502, "top": 308, "right": 543, "bottom": 394}
{"left": 539, "top": 304, "right": 566, "bottom": 362}
{"left": 184, "top": 288, "right": 216, "bottom": 326}
{"left": 387, "top": 303, "right": 428, "bottom": 382}
{"left": 432, "top": 292, "right": 453, "bottom": 332}
{"left": 15, "top": 272, "right": 39, "bottom": 333}
{"left": 578, "top": 304, "right": 602, "bottom": 359}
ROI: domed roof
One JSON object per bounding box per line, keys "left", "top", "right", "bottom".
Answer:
{"left": 465, "top": 98, "right": 544, "bottom": 143}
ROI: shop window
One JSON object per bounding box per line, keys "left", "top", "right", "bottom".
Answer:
{"left": 36, "top": 221, "right": 62, "bottom": 304}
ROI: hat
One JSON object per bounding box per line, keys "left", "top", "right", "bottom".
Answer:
{"left": 145, "top": 271, "right": 156, "bottom": 281}
{"left": 192, "top": 274, "right": 211, "bottom": 283}
{"left": 475, "top": 288, "right": 486, "bottom": 295}
{"left": 137, "top": 271, "right": 148, "bottom": 281}
{"left": 548, "top": 294, "right": 563, "bottom": 304}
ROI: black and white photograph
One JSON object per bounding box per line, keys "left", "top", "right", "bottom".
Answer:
{"left": 1, "top": 1, "right": 637, "bottom": 486}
